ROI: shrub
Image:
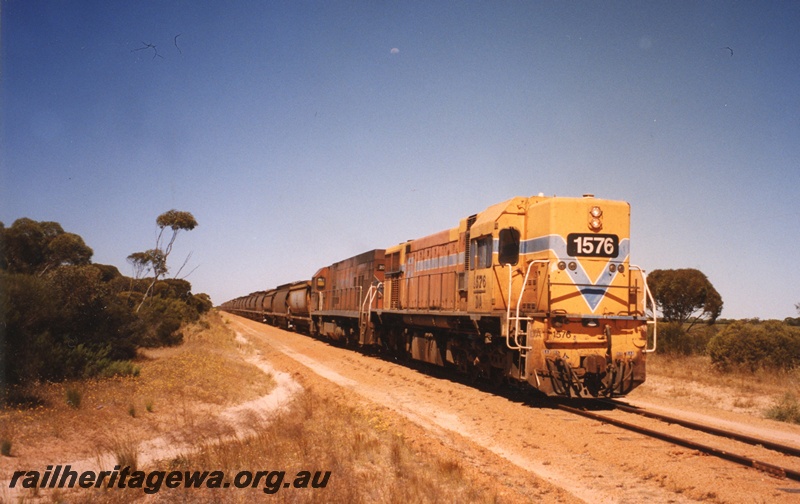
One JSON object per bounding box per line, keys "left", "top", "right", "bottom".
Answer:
{"left": 191, "top": 293, "right": 213, "bottom": 314}
{"left": 2, "top": 219, "right": 211, "bottom": 387}
{"left": 766, "top": 393, "right": 800, "bottom": 424}
{"left": 99, "top": 360, "right": 140, "bottom": 378}
{"left": 708, "top": 321, "right": 800, "bottom": 372}
{"left": 137, "top": 296, "right": 194, "bottom": 346}
{"left": 0, "top": 272, "right": 59, "bottom": 384}
{"left": 65, "top": 388, "right": 82, "bottom": 409}
{"left": 1, "top": 439, "right": 11, "bottom": 456}
{"left": 656, "top": 322, "right": 715, "bottom": 355}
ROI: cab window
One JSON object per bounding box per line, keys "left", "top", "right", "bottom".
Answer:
{"left": 498, "top": 228, "right": 520, "bottom": 266}
{"left": 471, "top": 236, "right": 493, "bottom": 270}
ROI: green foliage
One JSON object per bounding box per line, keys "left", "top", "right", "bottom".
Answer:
{"left": 656, "top": 322, "right": 715, "bottom": 355}
{"left": 45, "top": 232, "right": 93, "bottom": 271}
{"left": 92, "top": 263, "right": 123, "bottom": 282}
{"left": 1, "top": 218, "right": 211, "bottom": 387}
{"left": 766, "top": 393, "right": 800, "bottom": 424}
{"left": 100, "top": 360, "right": 141, "bottom": 378}
{"left": 1, "top": 218, "right": 93, "bottom": 275}
{"left": 137, "top": 296, "right": 191, "bottom": 346}
{"left": 648, "top": 268, "right": 723, "bottom": 330}
{"left": 708, "top": 320, "right": 800, "bottom": 372}
{"left": 192, "top": 292, "right": 213, "bottom": 314}
{"left": 127, "top": 251, "right": 155, "bottom": 279}
{"left": 128, "top": 249, "right": 167, "bottom": 278}
{"left": 65, "top": 388, "right": 82, "bottom": 409}
{"left": 156, "top": 209, "right": 198, "bottom": 232}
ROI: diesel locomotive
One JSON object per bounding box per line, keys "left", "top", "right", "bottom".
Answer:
{"left": 221, "top": 194, "right": 657, "bottom": 398}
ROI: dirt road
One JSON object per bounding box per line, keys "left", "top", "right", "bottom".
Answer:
{"left": 226, "top": 314, "right": 800, "bottom": 503}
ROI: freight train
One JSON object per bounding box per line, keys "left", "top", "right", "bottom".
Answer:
{"left": 220, "top": 194, "right": 657, "bottom": 398}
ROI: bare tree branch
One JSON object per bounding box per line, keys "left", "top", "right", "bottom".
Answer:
{"left": 173, "top": 251, "right": 193, "bottom": 279}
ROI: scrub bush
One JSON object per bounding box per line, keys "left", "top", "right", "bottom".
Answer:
{"left": 65, "top": 388, "right": 82, "bottom": 409}
{"left": 1, "top": 218, "right": 210, "bottom": 388}
{"left": 708, "top": 320, "right": 800, "bottom": 372}
{"left": 766, "top": 393, "right": 800, "bottom": 424}
{"left": 656, "top": 322, "right": 715, "bottom": 355}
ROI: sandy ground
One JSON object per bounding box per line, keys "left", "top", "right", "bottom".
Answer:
{"left": 3, "top": 314, "right": 800, "bottom": 503}
{"left": 226, "top": 315, "right": 800, "bottom": 504}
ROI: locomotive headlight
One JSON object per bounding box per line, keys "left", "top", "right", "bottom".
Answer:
{"left": 609, "top": 264, "right": 617, "bottom": 273}
{"left": 557, "top": 261, "right": 567, "bottom": 270}
{"left": 568, "top": 261, "right": 577, "bottom": 271}
{"left": 618, "top": 264, "right": 625, "bottom": 274}
{"left": 589, "top": 206, "right": 603, "bottom": 230}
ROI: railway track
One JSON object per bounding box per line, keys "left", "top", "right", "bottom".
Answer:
{"left": 558, "top": 401, "right": 800, "bottom": 482}
{"left": 603, "top": 399, "right": 800, "bottom": 458}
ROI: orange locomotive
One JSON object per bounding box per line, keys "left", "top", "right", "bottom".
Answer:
{"left": 222, "top": 194, "right": 657, "bottom": 398}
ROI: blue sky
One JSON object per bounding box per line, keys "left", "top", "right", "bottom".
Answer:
{"left": 2, "top": 1, "right": 798, "bottom": 320}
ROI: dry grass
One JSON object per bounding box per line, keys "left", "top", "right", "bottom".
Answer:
{"left": 645, "top": 353, "right": 800, "bottom": 419}
{"left": 0, "top": 311, "right": 275, "bottom": 487}
{"left": 72, "top": 386, "right": 504, "bottom": 503}
{"left": 2, "top": 311, "right": 527, "bottom": 503}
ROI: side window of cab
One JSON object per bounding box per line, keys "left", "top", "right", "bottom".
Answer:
{"left": 470, "top": 236, "right": 493, "bottom": 269}
{"left": 498, "top": 228, "right": 520, "bottom": 266}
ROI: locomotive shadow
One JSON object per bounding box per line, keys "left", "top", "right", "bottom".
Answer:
{"left": 305, "top": 331, "right": 618, "bottom": 413}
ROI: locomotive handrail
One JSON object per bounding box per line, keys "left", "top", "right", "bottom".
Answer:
{"left": 359, "top": 282, "right": 383, "bottom": 338}
{"left": 360, "top": 282, "right": 383, "bottom": 315}
{"left": 630, "top": 265, "right": 658, "bottom": 353}
{"left": 505, "top": 260, "right": 549, "bottom": 352}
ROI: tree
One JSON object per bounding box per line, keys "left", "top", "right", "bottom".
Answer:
{"left": 127, "top": 250, "right": 166, "bottom": 279}
{"left": 1, "top": 216, "right": 210, "bottom": 386}
{"left": 42, "top": 232, "right": 93, "bottom": 274}
{"left": 647, "top": 268, "right": 723, "bottom": 331}
{"left": 135, "top": 210, "right": 198, "bottom": 311}
{"left": 1, "top": 218, "right": 93, "bottom": 275}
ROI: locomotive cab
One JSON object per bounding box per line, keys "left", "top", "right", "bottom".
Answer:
{"left": 505, "top": 196, "right": 655, "bottom": 397}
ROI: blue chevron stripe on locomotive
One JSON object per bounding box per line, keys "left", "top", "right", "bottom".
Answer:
{"left": 520, "top": 235, "right": 630, "bottom": 312}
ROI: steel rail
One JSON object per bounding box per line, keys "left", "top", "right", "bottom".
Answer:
{"left": 604, "top": 400, "right": 800, "bottom": 458}
{"left": 558, "top": 404, "right": 800, "bottom": 482}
